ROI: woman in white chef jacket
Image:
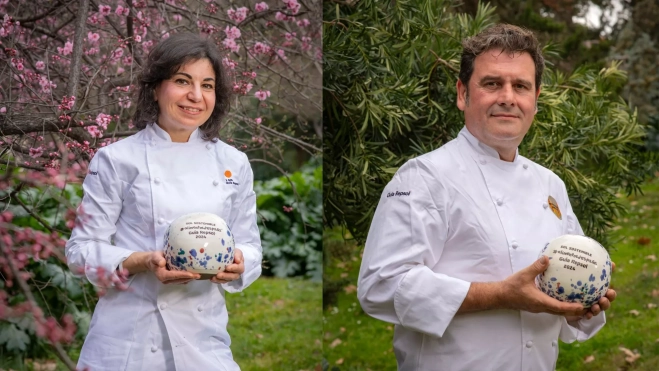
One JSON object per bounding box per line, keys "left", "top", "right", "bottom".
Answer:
{"left": 65, "top": 33, "right": 262, "bottom": 371}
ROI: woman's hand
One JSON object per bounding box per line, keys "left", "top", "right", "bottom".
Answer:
{"left": 211, "top": 248, "right": 245, "bottom": 284}
{"left": 123, "top": 251, "right": 200, "bottom": 284}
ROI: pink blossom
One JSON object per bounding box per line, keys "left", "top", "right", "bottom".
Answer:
{"left": 254, "top": 90, "right": 270, "bottom": 101}
{"left": 227, "top": 7, "right": 248, "bottom": 23}
{"left": 85, "top": 47, "right": 99, "bottom": 55}
{"left": 87, "top": 32, "right": 100, "bottom": 43}
{"left": 118, "top": 97, "right": 131, "bottom": 108}
{"left": 285, "top": 32, "right": 296, "bottom": 41}
{"left": 250, "top": 71, "right": 257, "bottom": 79}
{"left": 115, "top": 5, "right": 129, "bottom": 16}
{"left": 39, "top": 76, "right": 56, "bottom": 93}
{"left": 283, "top": 0, "right": 301, "bottom": 14}
{"left": 255, "top": 117, "right": 262, "bottom": 124}
{"left": 224, "top": 26, "right": 241, "bottom": 39}
{"left": 275, "top": 12, "right": 287, "bottom": 21}
{"left": 134, "top": 35, "right": 141, "bottom": 42}
{"left": 297, "top": 19, "right": 310, "bottom": 27}
{"left": 35, "top": 61, "right": 45, "bottom": 70}
{"left": 142, "top": 40, "right": 154, "bottom": 51}
{"left": 111, "top": 48, "right": 124, "bottom": 60}
{"left": 162, "top": 32, "right": 170, "bottom": 39}
{"left": 95, "top": 113, "right": 112, "bottom": 129}
{"left": 253, "top": 42, "right": 271, "bottom": 54}
{"left": 0, "top": 107, "right": 6, "bottom": 113}
{"left": 276, "top": 49, "right": 287, "bottom": 60}
{"left": 255, "top": 2, "right": 269, "bottom": 12}
{"left": 87, "top": 126, "right": 103, "bottom": 138}
{"left": 98, "top": 4, "right": 112, "bottom": 16}
{"left": 245, "top": 83, "right": 253, "bottom": 92}
{"left": 222, "top": 57, "right": 237, "bottom": 70}
{"left": 57, "top": 41, "right": 73, "bottom": 56}
{"left": 172, "top": 14, "right": 182, "bottom": 22}
{"left": 222, "top": 38, "right": 240, "bottom": 53}
{"left": 29, "top": 146, "right": 44, "bottom": 158}
{"left": 16, "top": 62, "right": 23, "bottom": 70}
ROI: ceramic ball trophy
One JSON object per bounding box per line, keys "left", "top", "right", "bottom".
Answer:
{"left": 164, "top": 212, "right": 235, "bottom": 280}
{"left": 536, "top": 234, "right": 611, "bottom": 308}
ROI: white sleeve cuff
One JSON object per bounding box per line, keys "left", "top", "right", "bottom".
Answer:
{"left": 393, "top": 265, "right": 471, "bottom": 338}
{"left": 559, "top": 311, "right": 606, "bottom": 343}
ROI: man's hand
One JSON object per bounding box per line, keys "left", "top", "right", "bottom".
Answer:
{"left": 211, "top": 248, "right": 245, "bottom": 284}
{"left": 499, "top": 256, "right": 586, "bottom": 316}
{"left": 458, "top": 256, "right": 585, "bottom": 315}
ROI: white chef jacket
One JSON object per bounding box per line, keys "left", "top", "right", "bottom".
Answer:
{"left": 358, "top": 127, "right": 606, "bottom": 371}
{"left": 65, "top": 123, "right": 262, "bottom": 371}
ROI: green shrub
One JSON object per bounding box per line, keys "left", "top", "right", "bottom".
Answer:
{"left": 255, "top": 160, "right": 322, "bottom": 281}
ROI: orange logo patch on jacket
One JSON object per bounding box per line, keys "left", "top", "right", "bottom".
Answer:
{"left": 548, "top": 196, "right": 562, "bottom": 220}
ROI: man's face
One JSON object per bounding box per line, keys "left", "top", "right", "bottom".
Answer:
{"left": 456, "top": 49, "right": 540, "bottom": 160}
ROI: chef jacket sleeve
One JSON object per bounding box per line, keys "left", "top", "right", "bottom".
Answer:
{"left": 559, "top": 192, "right": 606, "bottom": 341}
{"left": 65, "top": 148, "right": 135, "bottom": 287}
{"left": 358, "top": 158, "right": 471, "bottom": 338}
{"left": 222, "top": 154, "right": 262, "bottom": 293}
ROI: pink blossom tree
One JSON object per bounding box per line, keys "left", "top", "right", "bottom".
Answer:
{"left": 0, "top": 0, "right": 320, "bottom": 367}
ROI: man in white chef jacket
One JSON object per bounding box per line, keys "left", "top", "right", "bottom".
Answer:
{"left": 357, "top": 24, "right": 617, "bottom": 371}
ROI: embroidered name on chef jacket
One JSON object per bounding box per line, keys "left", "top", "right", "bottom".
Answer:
{"left": 88, "top": 170, "right": 98, "bottom": 175}
{"left": 224, "top": 170, "right": 240, "bottom": 186}
{"left": 387, "top": 190, "right": 411, "bottom": 198}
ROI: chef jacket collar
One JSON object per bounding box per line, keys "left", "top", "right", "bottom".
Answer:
{"left": 459, "top": 126, "right": 526, "bottom": 171}
{"left": 145, "top": 122, "right": 204, "bottom": 144}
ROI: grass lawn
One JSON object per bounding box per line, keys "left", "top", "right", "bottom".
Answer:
{"left": 0, "top": 277, "right": 322, "bottom": 371}
{"left": 227, "top": 277, "right": 322, "bottom": 371}
{"left": 323, "top": 177, "right": 659, "bottom": 371}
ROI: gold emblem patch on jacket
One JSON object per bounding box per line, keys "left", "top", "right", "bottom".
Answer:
{"left": 548, "top": 196, "right": 562, "bottom": 220}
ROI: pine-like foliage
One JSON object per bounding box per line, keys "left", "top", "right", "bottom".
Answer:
{"left": 323, "top": 0, "right": 658, "bottom": 246}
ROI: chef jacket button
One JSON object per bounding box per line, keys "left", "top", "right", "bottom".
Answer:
{"left": 159, "top": 303, "right": 168, "bottom": 310}
{"left": 523, "top": 164, "right": 528, "bottom": 169}
{"left": 206, "top": 143, "right": 212, "bottom": 150}
{"left": 151, "top": 346, "right": 158, "bottom": 352}
{"left": 154, "top": 177, "right": 161, "bottom": 184}
{"left": 197, "top": 305, "right": 203, "bottom": 312}
{"left": 511, "top": 242, "right": 519, "bottom": 249}
{"left": 158, "top": 218, "right": 165, "bottom": 225}
{"left": 496, "top": 199, "right": 503, "bottom": 206}
{"left": 526, "top": 341, "right": 533, "bottom": 348}
{"left": 213, "top": 180, "right": 219, "bottom": 186}
{"left": 543, "top": 202, "right": 549, "bottom": 209}
{"left": 552, "top": 341, "right": 557, "bottom": 347}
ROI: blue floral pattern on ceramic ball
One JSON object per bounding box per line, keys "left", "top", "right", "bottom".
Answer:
{"left": 536, "top": 234, "right": 611, "bottom": 308}
{"left": 163, "top": 213, "right": 235, "bottom": 274}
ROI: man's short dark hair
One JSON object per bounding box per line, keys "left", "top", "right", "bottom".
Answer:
{"left": 459, "top": 24, "right": 545, "bottom": 91}
{"left": 133, "top": 33, "right": 231, "bottom": 141}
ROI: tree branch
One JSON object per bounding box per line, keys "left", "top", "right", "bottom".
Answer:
{"left": 14, "top": 0, "right": 73, "bottom": 23}
{"left": 65, "top": 0, "right": 90, "bottom": 100}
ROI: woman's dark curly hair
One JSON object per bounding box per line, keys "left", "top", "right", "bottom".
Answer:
{"left": 133, "top": 33, "right": 231, "bottom": 141}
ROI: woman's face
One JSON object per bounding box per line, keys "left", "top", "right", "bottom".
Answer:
{"left": 154, "top": 58, "right": 216, "bottom": 139}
